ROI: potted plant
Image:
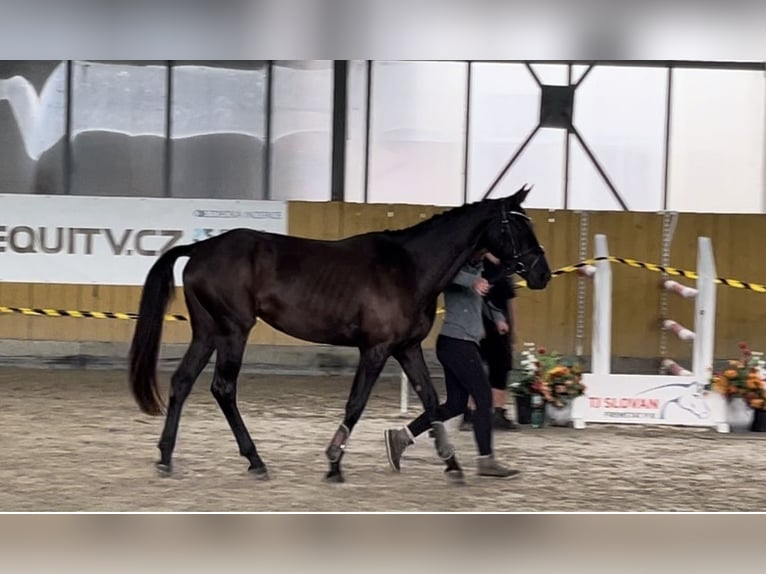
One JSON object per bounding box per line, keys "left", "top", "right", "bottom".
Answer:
{"left": 708, "top": 342, "right": 766, "bottom": 432}
{"left": 511, "top": 343, "right": 586, "bottom": 427}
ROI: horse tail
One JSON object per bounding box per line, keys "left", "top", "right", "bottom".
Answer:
{"left": 129, "top": 243, "right": 196, "bottom": 416}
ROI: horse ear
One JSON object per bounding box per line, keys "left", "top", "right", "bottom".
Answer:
{"left": 512, "top": 184, "right": 534, "bottom": 205}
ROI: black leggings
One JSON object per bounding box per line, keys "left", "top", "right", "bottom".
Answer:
{"left": 407, "top": 335, "right": 493, "bottom": 456}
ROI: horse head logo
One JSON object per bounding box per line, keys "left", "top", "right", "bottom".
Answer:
{"left": 639, "top": 381, "right": 711, "bottom": 421}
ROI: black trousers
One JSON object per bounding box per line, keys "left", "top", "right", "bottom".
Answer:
{"left": 407, "top": 335, "right": 493, "bottom": 456}
{"left": 479, "top": 316, "right": 512, "bottom": 391}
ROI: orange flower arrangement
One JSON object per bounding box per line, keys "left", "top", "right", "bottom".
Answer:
{"left": 513, "top": 343, "right": 586, "bottom": 407}
{"left": 708, "top": 342, "right": 766, "bottom": 411}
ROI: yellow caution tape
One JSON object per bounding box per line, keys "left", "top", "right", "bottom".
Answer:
{"left": 514, "top": 256, "right": 766, "bottom": 293}
{"left": 0, "top": 306, "right": 187, "bottom": 322}
{"left": 2, "top": 254, "right": 764, "bottom": 322}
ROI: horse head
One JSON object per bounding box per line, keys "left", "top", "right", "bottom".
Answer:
{"left": 482, "top": 185, "right": 552, "bottom": 290}
{"left": 677, "top": 392, "right": 710, "bottom": 419}
{"left": 656, "top": 382, "right": 711, "bottom": 420}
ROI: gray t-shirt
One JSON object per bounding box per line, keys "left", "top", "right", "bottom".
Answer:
{"left": 439, "top": 262, "right": 505, "bottom": 344}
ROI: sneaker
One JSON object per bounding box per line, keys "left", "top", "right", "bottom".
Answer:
{"left": 384, "top": 428, "right": 413, "bottom": 472}
{"left": 477, "top": 455, "right": 520, "bottom": 479}
{"left": 492, "top": 408, "right": 519, "bottom": 431}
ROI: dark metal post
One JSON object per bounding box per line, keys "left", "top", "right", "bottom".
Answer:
{"left": 64, "top": 60, "right": 73, "bottom": 195}
{"left": 563, "top": 63, "right": 572, "bottom": 208}
{"left": 163, "top": 60, "right": 173, "bottom": 198}
{"left": 363, "top": 60, "right": 373, "bottom": 203}
{"left": 331, "top": 60, "right": 348, "bottom": 202}
{"left": 481, "top": 125, "right": 541, "bottom": 200}
{"left": 570, "top": 126, "right": 629, "bottom": 210}
{"left": 263, "top": 61, "right": 274, "bottom": 200}
{"left": 662, "top": 66, "right": 673, "bottom": 211}
{"left": 462, "top": 62, "right": 472, "bottom": 205}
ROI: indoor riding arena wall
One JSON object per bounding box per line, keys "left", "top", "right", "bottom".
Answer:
{"left": 2, "top": 201, "right": 766, "bottom": 371}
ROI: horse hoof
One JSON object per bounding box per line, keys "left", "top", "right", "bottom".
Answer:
{"left": 248, "top": 466, "right": 270, "bottom": 481}
{"left": 156, "top": 462, "right": 172, "bottom": 477}
{"left": 445, "top": 469, "right": 465, "bottom": 485}
{"left": 325, "top": 471, "right": 345, "bottom": 484}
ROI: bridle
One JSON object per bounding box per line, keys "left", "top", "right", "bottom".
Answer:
{"left": 499, "top": 201, "right": 545, "bottom": 277}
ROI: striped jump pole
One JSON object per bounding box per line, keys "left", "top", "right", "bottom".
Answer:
{"left": 661, "top": 358, "right": 693, "bottom": 376}
{"left": 576, "top": 265, "right": 597, "bottom": 279}
{"left": 663, "top": 280, "right": 698, "bottom": 299}
{"left": 659, "top": 238, "right": 721, "bottom": 426}
{"left": 662, "top": 319, "right": 696, "bottom": 342}
{"left": 659, "top": 262, "right": 711, "bottom": 376}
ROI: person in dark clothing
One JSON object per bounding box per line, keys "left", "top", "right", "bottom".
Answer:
{"left": 383, "top": 256, "right": 519, "bottom": 479}
{"left": 461, "top": 253, "right": 519, "bottom": 431}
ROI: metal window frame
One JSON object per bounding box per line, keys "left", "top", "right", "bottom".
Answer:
{"left": 52, "top": 59, "right": 766, "bottom": 206}
{"left": 463, "top": 60, "right": 766, "bottom": 210}
{"left": 331, "top": 60, "right": 348, "bottom": 203}
{"left": 61, "top": 59, "right": 274, "bottom": 200}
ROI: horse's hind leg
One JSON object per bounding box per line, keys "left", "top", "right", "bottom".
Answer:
{"left": 211, "top": 329, "right": 269, "bottom": 479}
{"left": 157, "top": 335, "right": 214, "bottom": 475}
{"left": 394, "top": 344, "right": 463, "bottom": 482}
{"left": 325, "top": 345, "right": 390, "bottom": 483}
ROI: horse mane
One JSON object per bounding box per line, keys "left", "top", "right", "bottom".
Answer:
{"left": 375, "top": 198, "right": 499, "bottom": 243}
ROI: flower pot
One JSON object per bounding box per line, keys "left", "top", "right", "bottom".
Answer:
{"left": 727, "top": 397, "right": 755, "bottom": 433}
{"left": 545, "top": 401, "right": 573, "bottom": 427}
{"left": 751, "top": 408, "right": 766, "bottom": 432}
{"left": 515, "top": 394, "right": 532, "bottom": 425}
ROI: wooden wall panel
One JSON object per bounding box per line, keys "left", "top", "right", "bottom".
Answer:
{"left": 289, "top": 201, "right": 343, "bottom": 240}
{"left": 28, "top": 283, "right": 84, "bottom": 342}
{"left": 338, "top": 202, "right": 446, "bottom": 238}
{"left": 0, "top": 282, "right": 31, "bottom": 340}
{"left": 3, "top": 202, "right": 766, "bottom": 365}
{"left": 586, "top": 211, "right": 666, "bottom": 360}
{"left": 510, "top": 210, "right": 582, "bottom": 356}
{"left": 110, "top": 285, "right": 140, "bottom": 344}
{"left": 670, "top": 213, "right": 766, "bottom": 362}
{"left": 665, "top": 213, "right": 713, "bottom": 369}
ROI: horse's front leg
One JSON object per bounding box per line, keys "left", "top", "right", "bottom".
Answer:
{"left": 394, "top": 344, "right": 463, "bottom": 481}
{"left": 325, "top": 345, "right": 390, "bottom": 483}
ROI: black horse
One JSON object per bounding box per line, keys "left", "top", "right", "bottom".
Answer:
{"left": 129, "top": 185, "right": 551, "bottom": 483}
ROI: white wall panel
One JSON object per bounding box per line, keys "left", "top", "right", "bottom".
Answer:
{"left": 367, "top": 61, "right": 468, "bottom": 206}
{"left": 569, "top": 136, "right": 628, "bottom": 211}
{"left": 468, "top": 63, "right": 564, "bottom": 207}
{"left": 569, "top": 65, "right": 667, "bottom": 211}
{"left": 530, "top": 63, "right": 568, "bottom": 86}
{"left": 668, "top": 69, "right": 765, "bottom": 213}
{"left": 270, "top": 61, "right": 333, "bottom": 202}
{"left": 344, "top": 60, "right": 368, "bottom": 203}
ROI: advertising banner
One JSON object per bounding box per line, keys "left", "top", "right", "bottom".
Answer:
{"left": 0, "top": 194, "right": 287, "bottom": 286}
{"left": 577, "top": 373, "right": 723, "bottom": 428}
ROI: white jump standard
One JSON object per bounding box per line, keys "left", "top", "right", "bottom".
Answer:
{"left": 573, "top": 234, "right": 728, "bottom": 433}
